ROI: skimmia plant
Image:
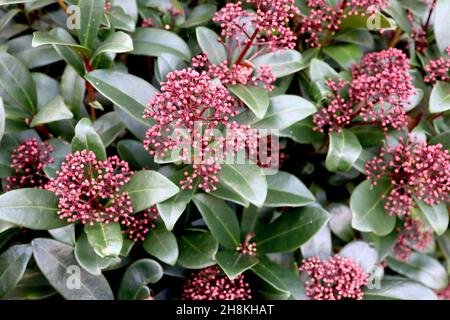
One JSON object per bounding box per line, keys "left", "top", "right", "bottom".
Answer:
{"left": 0, "top": 0, "right": 449, "bottom": 301}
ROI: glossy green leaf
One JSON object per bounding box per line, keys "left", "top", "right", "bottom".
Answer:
{"left": 416, "top": 200, "right": 449, "bottom": 236}
{"left": 228, "top": 84, "right": 269, "bottom": 119}
{"left": 75, "top": 233, "right": 117, "bottom": 276}
{"left": 132, "top": 27, "right": 191, "bottom": 60}
{"left": 0, "top": 189, "right": 66, "bottom": 230}
{"left": 192, "top": 194, "right": 240, "bottom": 249}
{"left": 93, "top": 112, "right": 126, "bottom": 147}
{"left": 264, "top": 171, "right": 315, "bottom": 207}
{"left": 328, "top": 203, "right": 354, "bottom": 242}
{"left": 32, "top": 28, "right": 91, "bottom": 56}
{"left": 254, "top": 206, "right": 330, "bottom": 253}
{"left": 429, "top": 82, "right": 450, "bottom": 113}
{"left": 326, "top": 129, "right": 362, "bottom": 173}
{"left": 71, "top": 118, "right": 107, "bottom": 161}
{"left": 32, "top": 238, "right": 114, "bottom": 300}
{"left": 49, "top": 224, "right": 75, "bottom": 246}
{"left": 195, "top": 26, "right": 226, "bottom": 65}
{"left": 340, "top": 12, "right": 395, "bottom": 30}
{"left": 177, "top": 232, "right": 218, "bottom": 269}
{"left": 118, "top": 259, "right": 163, "bottom": 300}
{"left": 181, "top": 4, "right": 216, "bottom": 28}
{"left": 364, "top": 277, "right": 438, "bottom": 300}
{"left": 78, "top": 0, "right": 105, "bottom": 50}
{"left": 388, "top": 253, "right": 448, "bottom": 290}
{"left": 86, "top": 70, "right": 156, "bottom": 140}
{"left": 0, "top": 97, "right": 4, "bottom": 144}
{"left": 92, "top": 31, "right": 133, "bottom": 60}
{"left": 30, "top": 96, "right": 73, "bottom": 127}
{"left": 122, "top": 170, "right": 179, "bottom": 213}
{"left": 216, "top": 251, "right": 259, "bottom": 280}
{"left": 106, "top": 6, "right": 136, "bottom": 32}
{"left": 219, "top": 163, "right": 267, "bottom": 208}
{"left": 61, "top": 65, "right": 85, "bottom": 118}
{"left": 323, "top": 44, "right": 363, "bottom": 70}
{"left": 0, "top": 244, "right": 32, "bottom": 299}
{"left": 351, "top": 178, "right": 396, "bottom": 236}
{"left": 253, "top": 50, "right": 304, "bottom": 78}
{"left": 0, "top": 50, "right": 37, "bottom": 114}
{"left": 143, "top": 227, "right": 179, "bottom": 265}
{"left": 116, "top": 139, "right": 158, "bottom": 170}
{"left": 85, "top": 223, "right": 123, "bottom": 258}
{"left": 8, "top": 34, "right": 61, "bottom": 69}
{"left": 429, "top": 131, "right": 450, "bottom": 151}
{"left": 339, "top": 241, "right": 378, "bottom": 273}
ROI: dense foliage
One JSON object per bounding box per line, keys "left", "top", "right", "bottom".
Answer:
{"left": 0, "top": 0, "right": 449, "bottom": 301}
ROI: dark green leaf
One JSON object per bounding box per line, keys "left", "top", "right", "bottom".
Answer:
{"left": 264, "top": 171, "right": 315, "bottom": 207}
{"left": 118, "top": 259, "right": 163, "bottom": 300}
{"left": 326, "top": 129, "right": 362, "bottom": 173}
{"left": 323, "top": 44, "right": 363, "bottom": 70}
{"left": 416, "top": 200, "right": 449, "bottom": 236}
{"left": 132, "top": 27, "right": 191, "bottom": 60}
{"left": 32, "top": 238, "right": 114, "bottom": 300}
{"left": 143, "top": 227, "right": 178, "bottom": 265}
{"left": 195, "top": 26, "right": 226, "bottom": 65}
{"left": 85, "top": 223, "right": 123, "bottom": 258}
{"left": 0, "top": 189, "right": 66, "bottom": 230}
{"left": 92, "top": 31, "right": 133, "bottom": 60}
{"left": 0, "top": 244, "right": 32, "bottom": 299}
{"left": 49, "top": 224, "right": 75, "bottom": 246}
{"left": 253, "top": 50, "right": 304, "bottom": 78}
{"left": 30, "top": 96, "right": 73, "bottom": 127}
{"left": 75, "top": 233, "right": 117, "bottom": 276}
{"left": 122, "top": 170, "right": 179, "bottom": 213}
{"left": 177, "top": 232, "right": 218, "bottom": 269}
{"left": 93, "top": 112, "right": 126, "bottom": 147}
{"left": 192, "top": 194, "right": 240, "bottom": 249}
{"left": 228, "top": 85, "right": 269, "bottom": 119}
{"left": 429, "top": 82, "right": 450, "bottom": 113}
{"left": 351, "top": 178, "right": 396, "bottom": 236}
{"left": 254, "top": 206, "right": 330, "bottom": 253}
{"left": 216, "top": 251, "right": 259, "bottom": 280}
{"left": 61, "top": 65, "right": 85, "bottom": 118}
{"left": 71, "top": 118, "right": 107, "bottom": 160}
{"left": 78, "top": 0, "right": 105, "bottom": 50}
{"left": 181, "top": 4, "right": 216, "bottom": 28}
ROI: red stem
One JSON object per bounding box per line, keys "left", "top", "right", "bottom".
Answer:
{"left": 235, "top": 28, "right": 259, "bottom": 65}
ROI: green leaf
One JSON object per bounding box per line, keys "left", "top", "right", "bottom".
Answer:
{"left": 85, "top": 223, "right": 123, "bottom": 258}
{"left": 264, "top": 171, "right": 315, "bottom": 207}
{"left": 0, "top": 244, "right": 32, "bottom": 299}
{"left": 416, "top": 200, "right": 449, "bottom": 236}
{"left": 86, "top": 70, "right": 156, "bottom": 140}
{"left": 32, "top": 238, "right": 114, "bottom": 300}
{"left": 118, "top": 259, "right": 163, "bottom": 300}
{"left": 106, "top": 6, "right": 136, "bottom": 32}
{"left": 61, "top": 65, "right": 85, "bottom": 118}
{"left": 351, "top": 178, "right": 396, "bottom": 236}
{"left": 92, "top": 31, "right": 133, "bottom": 60}
{"left": 32, "top": 28, "right": 91, "bottom": 56}
{"left": 309, "top": 58, "right": 339, "bottom": 83}
{"left": 364, "top": 277, "right": 438, "bottom": 300}
{"left": 8, "top": 34, "right": 61, "bottom": 69}
{"left": 71, "top": 118, "right": 107, "bottom": 161}
{"left": 253, "top": 50, "right": 304, "bottom": 78}
{"left": 78, "top": 0, "right": 105, "bottom": 50}
{"left": 4, "top": 269, "right": 56, "bottom": 300}
{"left": 334, "top": 29, "right": 374, "bottom": 48}
{"left": 340, "top": 12, "right": 395, "bottom": 30}
{"left": 155, "top": 53, "right": 187, "bottom": 82}
{"left": 0, "top": 50, "right": 37, "bottom": 114}
{"left": 177, "top": 232, "right": 218, "bottom": 269}
{"left": 117, "top": 139, "right": 158, "bottom": 170}
{"left": 279, "top": 118, "right": 323, "bottom": 145}
{"left": 328, "top": 203, "right": 354, "bottom": 242}
{"left": 157, "top": 170, "right": 195, "bottom": 231}
{"left": 0, "top": 189, "right": 66, "bottom": 230}
{"left": 49, "top": 224, "right": 75, "bottom": 246}
{"left": 143, "top": 227, "right": 179, "bottom": 265}
{"left": 429, "top": 82, "right": 450, "bottom": 113}
{"left": 209, "top": 180, "right": 250, "bottom": 207}
{"left": 429, "top": 131, "right": 450, "bottom": 151}
{"left": 228, "top": 84, "right": 269, "bottom": 119}
{"left": 192, "top": 194, "right": 240, "bottom": 249}
{"left": 387, "top": 253, "right": 448, "bottom": 290}
{"left": 181, "top": 4, "right": 216, "bottom": 28}
{"left": 0, "top": 97, "right": 4, "bottom": 144}
{"left": 326, "top": 129, "right": 362, "bottom": 173}
{"left": 93, "top": 112, "right": 126, "bottom": 147}
{"left": 250, "top": 256, "right": 291, "bottom": 295}
{"left": 122, "top": 170, "right": 179, "bottom": 213}
{"left": 75, "top": 233, "right": 117, "bottom": 276}
{"left": 435, "top": 0, "right": 450, "bottom": 54}
{"left": 30, "top": 96, "right": 73, "bottom": 127}
{"left": 216, "top": 251, "right": 259, "bottom": 280}
{"left": 0, "top": 9, "right": 20, "bottom": 32}
{"left": 219, "top": 163, "right": 267, "bottom": 208}
{"left": 323, "top": 44, "right": 363, "bottom": 70}
{"left": 254, "top": 206, "right": 330, "bottom": 253}
{"left": 132, "top": 27, "right": 191, "bottom": 60}
{"left": 237, "top": 95, "right": 317, "bottom": 130}
{"left": 301, "top": 224, "right": 332, "bottom": 259}
{"left": 195, "top": 26, "right": 227, "bottom": 65}
{"left": 339, "top": 241, "right": 378, "bottom": 273}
